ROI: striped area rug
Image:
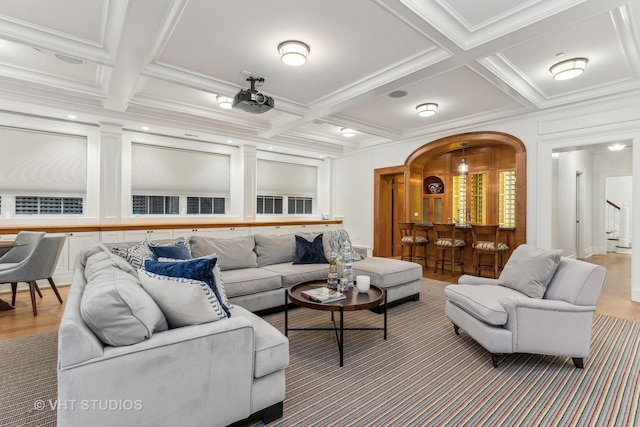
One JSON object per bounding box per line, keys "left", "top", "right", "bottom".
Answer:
{"left": 260, "top": 279, "right": 640, "bottom": 426}
{"left": 0, "top": 331, "right": 58, "bottom": 427}
{"left": 0, "top": 279, "right": 638, "bottom": 427}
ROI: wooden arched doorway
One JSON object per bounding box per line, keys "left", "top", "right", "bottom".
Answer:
{"left": 374, "top": 131, "right": 526, "bottom": 257}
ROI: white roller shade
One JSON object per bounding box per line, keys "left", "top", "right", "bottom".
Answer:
{"left": 0, "top": 127, "right": 87, "bottom": 195}
{"left": 131, "top": 144, "right": 230, "bottom": 197}
{"left": 257, "top": 159, "right": 317, "bottom": 196}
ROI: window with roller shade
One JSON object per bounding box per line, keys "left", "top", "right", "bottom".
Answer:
{"left": 131, "top": 143, "right": 230, "bottom": 215}
{"left": 0, "top": 126, "right": 87, "bottom": 216}
{"left": 256, "top": 160, "right": 316, "bottom": 215}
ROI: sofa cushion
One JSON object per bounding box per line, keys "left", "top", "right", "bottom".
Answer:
{"left": 79, "top": 243, "right": 112, "bottom": 266}
{"left": 84, "top": 250, "right": 138, "bottom": 280}
{"left": 444, "top": 284, "right": 527, "bottom": 326}
{"left": 145, "top": 257, "right": 231, "bottom": 317}
{"left": 189, "top": 236, "right": 258, "bottom": 270}
{"left": 138, "top": 270, "right": 227, "bottom": 328}
{"left": 231, "top": 306, "right": 289, "bottom": 378}
{"left": 148, "top": 238, "right": 192, "bottom": 260}
{"left": 80, "top": 269, "right": 168, "bottom": 346}
{"left": 351, "top": 257, "right": 421, "bottom": 287}
{"left": 498, "top": 244, "right": 563, "bottom": 299}
{"left": 293, "top": 234, "right": 329, "bottom": 265}
{"left": 217, "top": 268, "right": 282, "bottom": 298}
{"left": 261, "top": 263, "right": 328, "bottom": 287}
{"left": 254, "top": 234, "right": 296, "bottom": 267}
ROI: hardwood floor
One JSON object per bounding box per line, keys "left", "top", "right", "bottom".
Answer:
{"left": 588, "top": 253, "right": 640, "bottom": 322}
{"left": 0, "top": 285, "right": 69, "bottom": 340}
{"left": 0, "top": 252, "right": 637, "bottom": 340}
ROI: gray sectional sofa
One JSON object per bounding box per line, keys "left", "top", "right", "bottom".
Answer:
{"left": 57, "top": 229, "right": 421, "bottom": 426}
{"left": 187, "top": 231, "right": 423, "bottom": 312}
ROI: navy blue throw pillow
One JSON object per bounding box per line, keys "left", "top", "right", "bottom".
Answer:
{"left": 144, "top": 257, "right": 231, "bottom": 317}
{"left": 149, "top": 242, "right": 192, "bottom": 260}
{"left": 293, "top": 234, "right": 329, "bottom": 264}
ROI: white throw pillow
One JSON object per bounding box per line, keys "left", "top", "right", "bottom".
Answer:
{"left": 138, "top": 270, "right": 227, "bottom": 328}
{"left": 157, "top": 254, "right": 232, "bottom": 309}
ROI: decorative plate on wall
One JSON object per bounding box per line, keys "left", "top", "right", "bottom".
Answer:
{"left": 424, "top": 176, "right": 444, "bottom": 194}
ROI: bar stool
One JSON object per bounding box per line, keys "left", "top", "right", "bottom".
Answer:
{"left": 470, "top": 224, "right": 509, "bottom": 278}
{"left": 433, "top": 223, "right": 467, "bottom": 275}
{"left": 398, "top": 222, "right": 428, "bottom": 268}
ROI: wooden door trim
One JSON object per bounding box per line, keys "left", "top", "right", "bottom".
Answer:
{"left": 374, "top": 165, "right": 408, "bottom": 257}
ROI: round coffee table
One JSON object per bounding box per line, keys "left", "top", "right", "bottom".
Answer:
{"left": 285, "top": 281, "right": 387, "bottom": 367}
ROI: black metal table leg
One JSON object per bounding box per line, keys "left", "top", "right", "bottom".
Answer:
{"left": 284, "top": 289, "right": 289, "bottom": 337}
{"left": 383, "top": 290, "right": 387, "bottom": 340}
{"left": 339, "top": 306, "right": 344, "bottom": 367}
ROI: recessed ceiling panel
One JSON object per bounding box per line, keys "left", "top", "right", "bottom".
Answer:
{"left": 501, "top": 12, "right": 631, "bottom": 98}
{"left": 0, "top": 39, "right": 100, "bottom": 84}
{"left": 156, "top": 0, "right": 434, "bottom": 105}
{"left": 340, "top": 66, "right": 520, "bottom": 132}
{"left": 0, "top": 0, "right": 105, "bottom": 43}
{"left": 439, "top": 0, "right": 534, "bottom": 29}
{"left": 293, "top": 121, "right": 375, "bottom": 143}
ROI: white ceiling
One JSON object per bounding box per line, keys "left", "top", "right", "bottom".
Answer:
{"left": 0, "top": 0, "right": 638, "bottom": 158}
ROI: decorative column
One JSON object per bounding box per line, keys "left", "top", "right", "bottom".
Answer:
{"left": 99, "top": 123, "right": 124, "bottom": 223}
{"left": 242, "top": 144, "right": 257, "bottom": 220}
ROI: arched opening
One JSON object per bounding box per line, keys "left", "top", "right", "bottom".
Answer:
{"left": 374, "top": 131, "right": 526, "bottom": 258}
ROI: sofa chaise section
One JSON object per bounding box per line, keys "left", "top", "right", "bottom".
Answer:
{"left": 57, "top": 244, "right": 288, "bottom": 427}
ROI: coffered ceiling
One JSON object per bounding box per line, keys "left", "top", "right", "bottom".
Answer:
{"left": 0, "top": 0, "right": 638, "bottom": 158}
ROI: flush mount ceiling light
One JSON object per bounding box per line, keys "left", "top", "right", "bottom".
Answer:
{"left": 416, "top": 103, "right": 438, "bottom": 117}
{"left": 549, "top": 57, "right": 588, "bottom": 80}
{"left": 341, "top": 128, "right": 356, "bottom": 138}
{"left": 278, "top": 40, "right": 310, "bottom": 66}
{"left": 608, "top": 143, "right": 626, "bottom": 151}
{"left": 216, "top": 95, "right": 233, "bottom": 109}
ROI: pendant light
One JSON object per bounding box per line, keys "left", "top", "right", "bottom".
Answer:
{"left": 458, "top": 142, "right": 469, "bottom": 175}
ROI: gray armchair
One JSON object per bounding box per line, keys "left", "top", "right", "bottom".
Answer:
{"left": 0, "top": 231, "right": 45, "bottom": 264}
{"left": 444, "top": 244, "right": 606, "bottom": 368}
{"left": 0, "top": 235, "right": 67, "bottom": 316}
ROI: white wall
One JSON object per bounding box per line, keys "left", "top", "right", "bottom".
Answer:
{"left": 333, "top": 151, "right": 373, "bottom": 247}
{"left": 552, "top": 150, "right": 594, "bottom": 258}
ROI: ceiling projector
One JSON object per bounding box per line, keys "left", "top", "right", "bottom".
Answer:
{"left": 232, "top": 77, "right": 274, "bottom": 114}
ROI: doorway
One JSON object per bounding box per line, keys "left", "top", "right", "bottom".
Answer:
{"left": 373, "top": 166, "right": 407, "bottom": 257}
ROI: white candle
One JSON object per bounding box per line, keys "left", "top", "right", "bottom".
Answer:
{"left": 356, "top": 275, "right": 370, "bottom": 293}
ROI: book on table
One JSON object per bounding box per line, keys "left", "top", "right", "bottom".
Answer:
{"left": 300, "top": 287, "right": 347, "bottom": 303}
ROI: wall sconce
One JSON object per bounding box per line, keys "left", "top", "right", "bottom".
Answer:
{"left": 341, "top": 128, "right": 356, "bottom": 137}
{"left": 458, "top": 142, "right": 469, "bottom": 175}
{"left": 549, "top": 57, "right": 588, "bottom": 80}
{"left": 217, "top": 96, "right": 233, "bottom": 109}
{"left": 416, "top": 103, "right": 438, "bottom": 117}
{"left": 278, "top": 40, "right": 310, "bottom": 66}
